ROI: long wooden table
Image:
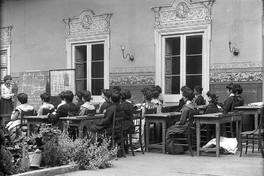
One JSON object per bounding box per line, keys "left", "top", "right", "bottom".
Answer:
{"left": 24, "top": 114, "right": 104, "bottom": 137}
{"left": 234, "top": 105, "right": 263, "bottom": 129}
{"left": 194, "top": 112, "right": 242, "bottom": 157}
{"left": 144, "top": 112, "right": 181, "bottom": 153}
{"left": 60, "top": 114, "right": 104, "bottom": 137}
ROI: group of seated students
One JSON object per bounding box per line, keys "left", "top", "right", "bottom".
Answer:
{"left": 6, "top": 87, "right": 137, "bottom": 140}
{"left": 166, "top": 83, "right": 244, "bottom": 154}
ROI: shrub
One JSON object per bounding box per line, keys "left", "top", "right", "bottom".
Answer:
{"left": 73, "top": 134, "right": 117, "bottom": 169}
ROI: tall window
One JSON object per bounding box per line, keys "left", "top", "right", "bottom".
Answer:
{"left": 73, "top": 42, "right": 105, "bottom": 96}
{"left": 0, "top": 50, "right": 8, "bottom": 80}
{"left": 162, "top": 33, "right": 204, "bottom": 101}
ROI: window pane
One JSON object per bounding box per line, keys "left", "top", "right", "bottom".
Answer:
{"left": 92, "top": 44, "right": 104, "bottom": 61}
{"left": 75, "top": 45, "right": 87, "bottom": 62}
{"left": 165, "top": 56, "right": 180, "bottom": 75}
{"left": 165, "top": 76, "right": 180, "bottom": 94}
{"left": 186, "top": 75, "right": 202, "bottom": 90}
{"left": 165, "top": 37, "right": 180, "bottom": 56}
{"left": 92, "top": 79, "right": 104, "bottom": 95}
{"left": 92, "top": 62, "right": 104, "bottom": 78}
{"left": 186, "top": 35, "right": 202, "bottom": 55}
{"left": 75, "top": 63, "right": 87, "bottom": 79}
{"left": 186, "top": 55, "right": 202, "bottom": 74}
{"left": 76, "top": 80, "right": 87, "bottom": 91}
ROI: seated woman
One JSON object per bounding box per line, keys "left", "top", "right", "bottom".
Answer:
{"left": 89, "top": 90, "right": 124, "bottom": 133}
{"left": 204, "top": 91, "right": 219, "bottom": 114}
{"left": 233, "top": 84, "right": 244, "bottom": 107}
{"left": 193, "top": 85, "right": 206, "bottom": 106}
{"left": 98, "top": 89, "right": 111, "bottom": 114}
{"left": 120, "top": 89, "right": 135, "bottom": 133}
{"left": 166, "top": 88, "right": 198, "bottom": 154}
{"left": 74, "top": 90, "right": 84, "bottom": 109}
{"left": 176, "top": 86, "right": 190, "bottom": 112}
{"left": 79, "top": 90, "right": 95, "bottom": 116}
{"left": 6, "top": 93, "right": 36, "bottom": 140}
{"left": 221, "top": 83, "right": 238, "bottom": 113}
{"left": 37, "top": 92, "right": 55, "bottom": 116}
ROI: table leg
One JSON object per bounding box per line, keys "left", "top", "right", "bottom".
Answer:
{"left": 162, "top": 120, "right": 166, "bottom": 154}
{"left": 145, "top": 120, "right": 150, "bottom": 152}
{"left": 27, "top": 122, "right": 30, "bottom": 136}
{"left": 216, "top": 123, "right": 220, "bottom": 157}
{"left": 254, "top": 113, "right": 258, "bottom": 130}
{"left": 79, "top": 124, "right": 83, "bottom": 138}
{"left": 196, "top": 120, "right": 200, "bottom": 156}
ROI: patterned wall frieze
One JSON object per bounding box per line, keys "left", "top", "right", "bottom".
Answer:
{"left": 110, "top": 67, "right": 155, "bottom": 86}
{"left": 210, "top": 62, "right": 263, "bottom": 83}
{"left": 111, "top": 66, "right": 155, "bottom": 74}
{"left": 210, "top": 62, "right": 262, "bottom": 70}
{"left": 152, "top": 0, "right": 214, "bottom": 29}
{"left": 0, "top": 26, "right": 12, "bottom": 48}
{"left": 63, "top": 9, "right": 113, "bottom": 38}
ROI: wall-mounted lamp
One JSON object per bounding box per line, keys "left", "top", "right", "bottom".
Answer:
{"left": 121, "top": 45, "right": 134, "bottom": 61}
{"left": 228, "top": 41, "right": 239, "bottom": 56}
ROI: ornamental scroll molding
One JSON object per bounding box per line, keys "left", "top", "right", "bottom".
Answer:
{"left": 152, "top": 0, "right": 214, "bottom": 29}
{"left": 0, "top": 26, "right": 12, "bottom": 48}
{"left": 63, "top": 9, "right": 113, "bottom": 38}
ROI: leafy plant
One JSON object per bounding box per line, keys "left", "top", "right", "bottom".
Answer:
{"left": 73, "top": 134, "right": 117, "bottom": 170}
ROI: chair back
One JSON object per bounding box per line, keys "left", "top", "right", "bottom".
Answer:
{"left": 20, "top": 109, "right": 36, "bottom": 134}
{"left": 111, "top": 110, "right": 125, "bottom": 145}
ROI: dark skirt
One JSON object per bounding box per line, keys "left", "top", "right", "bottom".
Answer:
{"left": 0, "top": 98, "right": 13, "bottom": 114}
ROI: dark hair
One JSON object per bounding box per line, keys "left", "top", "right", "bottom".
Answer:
{"left": 234, "top": 84, "right": 243, "bottom": 95}
{"left": 110, "top": 90, "right": 121, "bottom": 103}
{"left": 102, "top": 89, "right": 111, "bottom": 99}
{"left": 76, "top": 90, "right": 84, "bottom": 100}
{"left": 206, "top": 91, "right": 218, "bottom": 104}
{"left": 59, "top": 91, "right": 65, "bottom": 100}
{"left": 154, "top": 85, "right": 162, "bottom": 94}
{"left": 40, "top": 93, "right": 50, "bottom": 102}
{"left": 17, "top": 93, "right": 28, "bottom": 104}
{"left": 180, "top": 86, "right": 189, "bottom": 92}
{"left": 182, "top": 88, "right": 194, "bottom": 101}
{"left": 3, "top": 75, "right": 12, "bottom": 82}
{"left": 226, "top": 82, "right": 234, "bottom": 91}
{"left": 120, "top": 89, "right": 132, "bottom": 101}
{"left": 144, "top": 90, "right": 153, "bottom": 101}
{"left": 152, "top": 90, "right": 160, "bottom": 99}
{"left": 64, "top": 90, "right": 74, "bottom": 103}
{"left": 82, "top": 90, "right": 92, "bottom": 102}
{"left": 194, "top": 85, "right": 203, "bottom": 94}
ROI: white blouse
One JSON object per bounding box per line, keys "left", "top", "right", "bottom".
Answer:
{"left": 1, "top": 84, "right": 13, "bottom": 99}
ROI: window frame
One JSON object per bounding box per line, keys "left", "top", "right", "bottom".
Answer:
{"left": 66, "top": 35, "right": 110, "bottom": 102}
{"left": 155, "top": 25, "right": 211, "bottom": 103}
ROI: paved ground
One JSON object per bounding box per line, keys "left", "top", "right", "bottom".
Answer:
{"left": 56, "top": 151, "right": 263, "bottom": 176}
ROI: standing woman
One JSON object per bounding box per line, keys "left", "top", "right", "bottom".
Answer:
{"left": 0, "top": 75, "right": 15, "bottom": 114}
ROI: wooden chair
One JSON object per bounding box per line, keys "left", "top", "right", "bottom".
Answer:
{"left": 131, "top": 109, "right": 144, "bottom": 154}
{"left": 111, "top": 111, "right": 126, "bottom": 157}
{"left": 239, "top": 107, "right": 264, "bottom": 157}
{"left": 20, "top": 109, "right": 37, "bottom": 136}
{"left": 168, "top": 109, "right": 198, "bottom": 156}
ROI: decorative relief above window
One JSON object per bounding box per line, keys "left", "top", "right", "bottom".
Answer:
{"left": 152, "top": 0, "right": 213, "bottom": 28}
{"left": 0, "top": 26, "right": 12, "bottom": 47}
{"left": 63, "top": 9, "right": 113, "bottom": 38}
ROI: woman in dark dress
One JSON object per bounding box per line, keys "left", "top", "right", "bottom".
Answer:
{"left": 193, "top": 85, "right": 206, "bottom": 106}
{"left": 204, "top": 91, "right": 219, "bottom": 114}
{"left": 0, "top": 75, "right": 14, "bottom": 114}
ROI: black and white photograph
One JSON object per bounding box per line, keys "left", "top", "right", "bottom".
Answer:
{"left": 0, "top": 0, "right": 263, "bottom": 175}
